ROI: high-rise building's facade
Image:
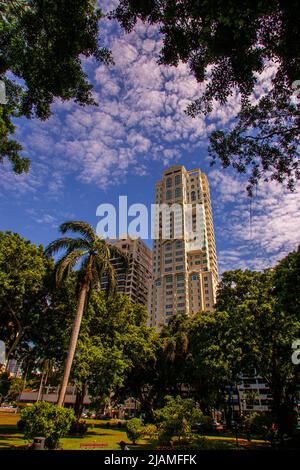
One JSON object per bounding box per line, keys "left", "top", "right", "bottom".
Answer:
{"left": 102, "top": 237, "right": 152, "bottom": 307}
{"left": 149, "top": 165, "right": 218, "bottom": 328}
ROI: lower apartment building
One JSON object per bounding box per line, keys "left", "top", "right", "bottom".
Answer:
{"left": 102, "top": 237, "right": 152, "bottom": 307}
{"left": 230, "top": 374, "right": 272, "bottom": 415}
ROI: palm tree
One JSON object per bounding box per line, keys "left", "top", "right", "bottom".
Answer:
{"left": 45, "top": 221, "right": 128, "bottom": 407}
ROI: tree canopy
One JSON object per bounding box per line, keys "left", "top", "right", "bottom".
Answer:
{"left": 0, "top": 230, "right": 51, "bottom": 361}
{"left": 113, "top": 0, "right": 300, "bottom": 194}
{"left": 0, "top": 0, "right": 111, "bottom": 172}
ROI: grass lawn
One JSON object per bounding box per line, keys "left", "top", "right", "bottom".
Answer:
{"left": 0, "top": 413, "right": 157, "bottom": 450}
{"left": 0, "top": 412, "right": 268, "bottom": 450}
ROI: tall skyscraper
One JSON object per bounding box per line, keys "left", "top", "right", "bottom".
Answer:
{"left": 149, "top": 165, "right": 218, "bottom": 328}
{"left": 102, "top": 237, "right": 152, "bottom": 307}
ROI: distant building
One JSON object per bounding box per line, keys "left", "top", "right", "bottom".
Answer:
{"left": 225, "top": 373, "right": 272, "bottom": 418}
{"left": 6, "top": 359, "right": 22, "bottom": 378}
{"left": 102, "top": 237, "right": 152, "bottom": 307}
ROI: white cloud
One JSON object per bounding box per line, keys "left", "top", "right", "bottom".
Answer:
{"left": 211, "top": 170, "right": 300, "bottom": 272}
{"left": 9, "top": 18, "right": 242, "bottom": 190}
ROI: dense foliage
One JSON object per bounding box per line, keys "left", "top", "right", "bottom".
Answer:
{"left": 125, "top": 417, "right": 144, "bottom": 444}
{"left": 19, "top": 401, "right": 74, "bottom": 448}
{"left": 0, "top": 230, "right": 299, "bottom": 445}
{"left": 0, "top": 231, "right": 51, "bottom": 360}
{"left": 155, "top": 396, "right": 209, "bottom": 445}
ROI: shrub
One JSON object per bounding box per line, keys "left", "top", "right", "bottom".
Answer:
{"left": 126, "top": 418, "right": 144, "bottom": 444}
{"left": 155, "top": 396, "right": 206, "bottom": 445}
{"left": 143, "top": 424, "right": 157, "bottom": 439}
{"left": 19, "top": 401, "right": 74, "bottom": 449}
{"left": 194, "top": 415, "right": 214, "bottom": 434}
{"left": 17, "top": 418, "right": 25, "bottom": 432}
{"left": 243, "top": 412, "right": 273, "bottom": 441}
{"left": 69, "top": 420, "right": 88, "bottom": 436}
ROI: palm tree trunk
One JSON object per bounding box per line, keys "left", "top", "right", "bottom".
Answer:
{"left": 57, "top": 283, "right": 88, "bottom": 407}
{"left": 37, "top": 369, "right": 45, "bottom": 402}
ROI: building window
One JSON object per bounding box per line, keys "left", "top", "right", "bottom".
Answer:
{"left": 166, "top": 177, "right": 172, "bottom": 188}
{"left": 165, "top": 276, "right": 173, "bottom": 283}
{"left": 165, "top": 243, "right": 172, "bottom": 251}
{"left": 175, "top": 174, "right": 181, "bottom": 185}
{"left": 165, "top": 305, "right": 173, "bottom": 309}
{"left": 191, "top": 274, "right": 197, "bottom": 281}
{"left": 155, "top": 280, "right": 161, "bottom": 286}
{"left": 165, "top": 267, "right": 172, "bottom": 272}
{"left": 175, "top": 257, "right": 183, "bottom": 262}
{"left": 175, "top": 187, "right": 181, "bottom": 198}
{"left": 191, "top": 191, "right": 196, "bottom": 201}
{"left": 175, "top": 240, "right": 182, "bottom": 248}
{"left": 166, "top": 189, "right": 172, "bottom": 200}
{"left": 176, "top": 265, "right": 183, "bottom": 270}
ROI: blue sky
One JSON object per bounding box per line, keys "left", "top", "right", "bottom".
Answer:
{"left": 0, "top": 2, "right": 299, "bottom": 273}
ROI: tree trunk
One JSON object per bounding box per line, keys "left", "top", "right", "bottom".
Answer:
{"left": 74, "top": 381, "right": 87, "bottom": 420}
{"left": 37, "top": 369, "right": 45, "bottom": 402}
{"left": 57, "top": 283, "right": 88, "bottom": 407}
{"left": 5, "top": 330, "right": 21, "bottom": 371}
{"left": 41, "top": 369, "right": 49, "bottom": 401}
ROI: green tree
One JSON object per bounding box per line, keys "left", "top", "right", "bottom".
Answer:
{"left": 117, "top": 325, "right": 161, "bottom": 422}
{"left": 0, "top": 371, "right": 11, "bottom": 405}
{"left": 273, "top": 246, "right": 300, "bottom": 320}
{"left": 71, "top": 290, "right": 156, "bottom": 418}
{"left": 155, "top": 396, "right": 204, "bottom": 445}
{"left": 187, "top": 311, "right": 238, "bottom": 418}
{"left": 214, "top": 266, "right": 300, "bottom": 439}
{"left": 5, "top": 376, "right": 24, "bottom": 404}
{"left": 113, "top": 1, "right": 300, "bottom": 194}
{"left": 0, "top": 231, "right": 50, "bottom": 362}
{"left": 20, "top": 401, "right": 74, "bottom": 449}
{"left": 25, "top": 273, "right": 78, "bottom": 372}
{"left": 243, "top": 412, "right": 273, "bottom": 441}
{"left": 45, "top": 221, "right": 128, "bottom": 407}
{"left": 126, "top": 417, "right": 144, "bottom": 444}
{"left": 0, "top": 0, "right": 112, "bottom": 173}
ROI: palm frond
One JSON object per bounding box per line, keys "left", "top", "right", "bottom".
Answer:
{"left": 92, "top": 255, "right": 106, "bottom": 286}
{"left": 78, "top": 253, "right": 94, "bottom": 283}
{"left": 103, "top": 261, "right": 117, "bottom": 298}
{"left": 59, "top": 221, "right": 96, "bottom": 243}
{"left": 55, "top": 250, "right": 88, "bottom": 285}
{"left": 45, "top": 237, "right": 91, "bottom": 257}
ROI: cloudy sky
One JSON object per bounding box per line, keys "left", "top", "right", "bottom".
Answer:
{"left": 0, "top": 1, "right": 299, "bottom": 273}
